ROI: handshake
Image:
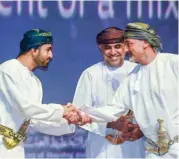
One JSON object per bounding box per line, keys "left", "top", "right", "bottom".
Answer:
{"left": 62, "top": 103, "right": 92, "bottom": 126}
{"left": 62, "top": 103, "right": 144, "bottom": 143}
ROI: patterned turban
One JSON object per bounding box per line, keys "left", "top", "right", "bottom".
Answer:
{"left": 125, "top": 22, "right": 162, "bottom": 51}
{"left": 19, "top": 29, "right": 53, "bottom": 55}
{"left": 96, "top": 27, "right": 124, "bottom": 44}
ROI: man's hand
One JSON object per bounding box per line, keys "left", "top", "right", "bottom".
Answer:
{"left": 63, "top": 103, "right": 77, "bottom": 116}
{"left": 76, "top": 111, "right": 92, "bottom": 126}
{"left": 120, "top": 123, "right": 144, "bottom": 141}
{"left": 63, "top": 103, "right": 80, "bottom": 124}
{"left": 105, "top": 115, "right": 133, "bottom": 145}
{"left": 62, "top": 103, "right": 92, "bottom": 125}
{"left": 106, "top": 114, "right": 143, "bottom": 143}
{"left": 107, "top": 115, "right": 133, "bottom": 131}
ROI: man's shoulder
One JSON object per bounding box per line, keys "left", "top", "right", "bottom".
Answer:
{"left": 158, "top": 53, "right": 178, "bottom": 59}
{"left": 0, "top": 59, "right": 18, "bottom": 69}
{"left": 123, "top": 60, "right": 138, "bottom": 74}
{"left": 123, "top": 60, "right": 137, "bottom": 67}
{"left": 158, "top": 53, "right": 178, "bottom": 63}
{"left": 83, "top": 62, "right": 104, "bottom": 74}
{"left": 0, "top": 59, "right": 22, "bottom": 74}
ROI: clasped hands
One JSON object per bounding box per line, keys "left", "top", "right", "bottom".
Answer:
{"left": 62, "top": 103, "right": 143, "bottom": 143}
{"left": 63, "top": 103, "right": 92, "bottom": 126}
{"left": 107, "top": 114, "right": 144, "bottom": 142}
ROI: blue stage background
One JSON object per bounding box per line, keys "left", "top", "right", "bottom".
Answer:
{"left": 0, "top": 1, "right": 178, "bottom": 158}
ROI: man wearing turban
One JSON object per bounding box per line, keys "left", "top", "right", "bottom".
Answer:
{"left": 73, "top": 27, "right": 145, "bottom": 158}
{"left": 81, "top": 22, "right": 178, "bottom": 158}
{"left": 0, "top": 29, "right": 91, "bottom": 158}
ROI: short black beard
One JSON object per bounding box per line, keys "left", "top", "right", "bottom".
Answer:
{"left": 34, "top": 54, "right": 51, "bottom": 70}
